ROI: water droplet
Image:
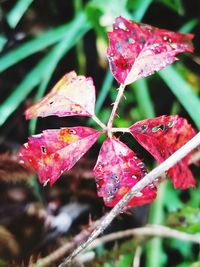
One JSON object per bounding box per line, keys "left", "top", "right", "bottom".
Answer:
{"left": 163, "top": 36, "right": 172, "bottom": 43}
{"left": 171, "top": 43, "right": 177, "bottom": 49}
{"left": 135, "top": 192, "right": 143, "bottom": 197}
{"left": 43, "top": 179, "right": 50, "bottom": 187}
{"left": 118, "top": 22, "right": 127, "bottom": 31}
{"left": 137, "top": 162, "right": 145, "bottom": 168}
{"left": 24, "top": 143, "right": 28, "bottom": 148}
{"left": 132, "top": 175, "right": 137, "bottom": 180}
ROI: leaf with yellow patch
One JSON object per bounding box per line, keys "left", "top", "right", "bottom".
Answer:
{"left": 19, "top": 127, "right": 101, "bottom": 185}
{"left": 25, "top": 71, "right": 96, "bottom": 119}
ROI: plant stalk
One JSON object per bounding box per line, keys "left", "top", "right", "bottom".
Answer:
{"left": 107, "top": 83, "right": 126, "bottom": 136}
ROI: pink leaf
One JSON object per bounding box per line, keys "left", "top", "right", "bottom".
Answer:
{"left": 93, "top": 137, "right": 157, "bottom": 207}
{"left": 25, "top": 71, "right": 96, "bottom": 119}
{"left": 19, "top": 127, "right": 101, "bottom": 185}
{"left": 107, "top": 16, "right": 194, "bottom": 85}
{"left": 130, "top": 115, "right": 196, "bottom": 189}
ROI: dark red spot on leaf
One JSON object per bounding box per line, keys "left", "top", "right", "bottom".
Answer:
{"left": 107, "top": 16, "right": 194, "bottom": 85}
{"left": 93, "top": 137, "right": 157, "bottom": 208}
{"left": 130, "top": 115, "right": 196, "bottom": 189}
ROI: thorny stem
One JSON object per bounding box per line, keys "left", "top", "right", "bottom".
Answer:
{"left": 107, "top": 83, "right": 126, "bottom": 136}
{"left": 60, "top": 131, "right": 200, "bottom": 266}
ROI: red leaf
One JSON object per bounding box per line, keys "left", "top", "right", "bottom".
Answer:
{"left": 19, "top": 127, "right": 101, "bottom": 185}
{"left": 107, "top": 16, "right": 194, "bottom": 85}
{"left": 93, "top": 137, "right": 157, "bottom": 207}
{"left": 130, "top": 115, "right": 196, "bottom": 189}
{"left": 25, "top": 71, "right": 96, "bottom": 119}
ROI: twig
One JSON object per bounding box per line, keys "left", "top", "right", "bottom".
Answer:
{"left": 107, "top": 83, "right": 126, "bottom": 135}
{"left": 60, "top": 131, "right": 200, "bottom": 266}
{"left": 133, "top": 246, "right": 142, "bottom": 267}
{"left": 30, "top": 217, "right": 104, "bottom": 267}
{"left": 31, "top": 221, "right": 200, "bottom": 267}
{"left": 88, "top": 225, "right": 200, "bottom": 249}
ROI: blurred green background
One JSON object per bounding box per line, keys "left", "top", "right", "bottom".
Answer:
{"left": 0, "top": 1, "right": 200, "bottom": 267}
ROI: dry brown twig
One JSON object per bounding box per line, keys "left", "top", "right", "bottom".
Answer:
{"left": 88, "top": 224, "right": 200, "bottom": 249}
{"left": 132, "top": 246, "right": 142, "bottom": 267}
{"left": 29, "top": 217, "right": 103, "bottom": 267}
{"left": 31, "top": 224, "right": 200, "bottom": 267}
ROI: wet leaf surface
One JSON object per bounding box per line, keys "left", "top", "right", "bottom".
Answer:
{"left": 19, "top": 127, "right": 101, "bottom": 185}
{"left": 93, "top": 137, "right": 157, "bottom": 207}
{"left": 107, "top": 16, "right": 193, "bottom": 85}
{"left": 130, "top": 115, "right": 196, "bottom": 189}
{"left": 25, "top": 71, "right": 96, "bottom": 119}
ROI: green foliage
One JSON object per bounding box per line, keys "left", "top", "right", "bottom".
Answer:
{"left": 0, "top": 13, "right": 91, "bottom": 126}
{"left": 168, "top": 206, "right": 200, "bottom": 234}
{"left": 159, "top": 65, "right": 200, "bottom": 130}
{"left": 7, "top": 0, "right": 34, "bottom": 28}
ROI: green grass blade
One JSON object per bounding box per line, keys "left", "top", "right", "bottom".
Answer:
{"left": 87, "top": 70, "right": 113, "bottom": 126}
{"left": 0, "top": 13, "right": 89, "bottom": 72}
{"left": 131, "top": 0, "right": 153, "bottom": 21}
{"left": 29, "top": 17, "right": 90, "bottom": 134}
{"left": 0, "top": 14, "right": 91, "bottom": 127}
{"left": 132, "top": 79, "right": 155, "bottom": 118}
{"left": 146, "top": 181, "right": 167, "bottom": 267}
{"left": 7, "top": 0, "right": 34, "bottom": 28}
{"left": 159, "top": 65, "right": 200, "bottom": 129}
{"left": 28, "top": 80, "right": 49, "bottom": 134}
{"left": 96, "top": 70, "right": 113, "bottom": 114}
{"left": 74, "top": 0, "right": 86, "bottom": 74}
{"left": 0, "top": 58, "right": 46, "bottom": 126}
{"left": 179, "top": 18, "right": 198, "bottom": 33}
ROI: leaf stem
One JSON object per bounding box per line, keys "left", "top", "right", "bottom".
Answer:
{"left": 111, "top": 127, "right": 130, "bottom": 133}
{"left": 107, "top": 83, "right": 126, "bottom": 136}
{"left": 60, "top": 131, "right": 200, "bottom": 266}
{"left": 91, "top": 114, "right": 107, "bottom": 130}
